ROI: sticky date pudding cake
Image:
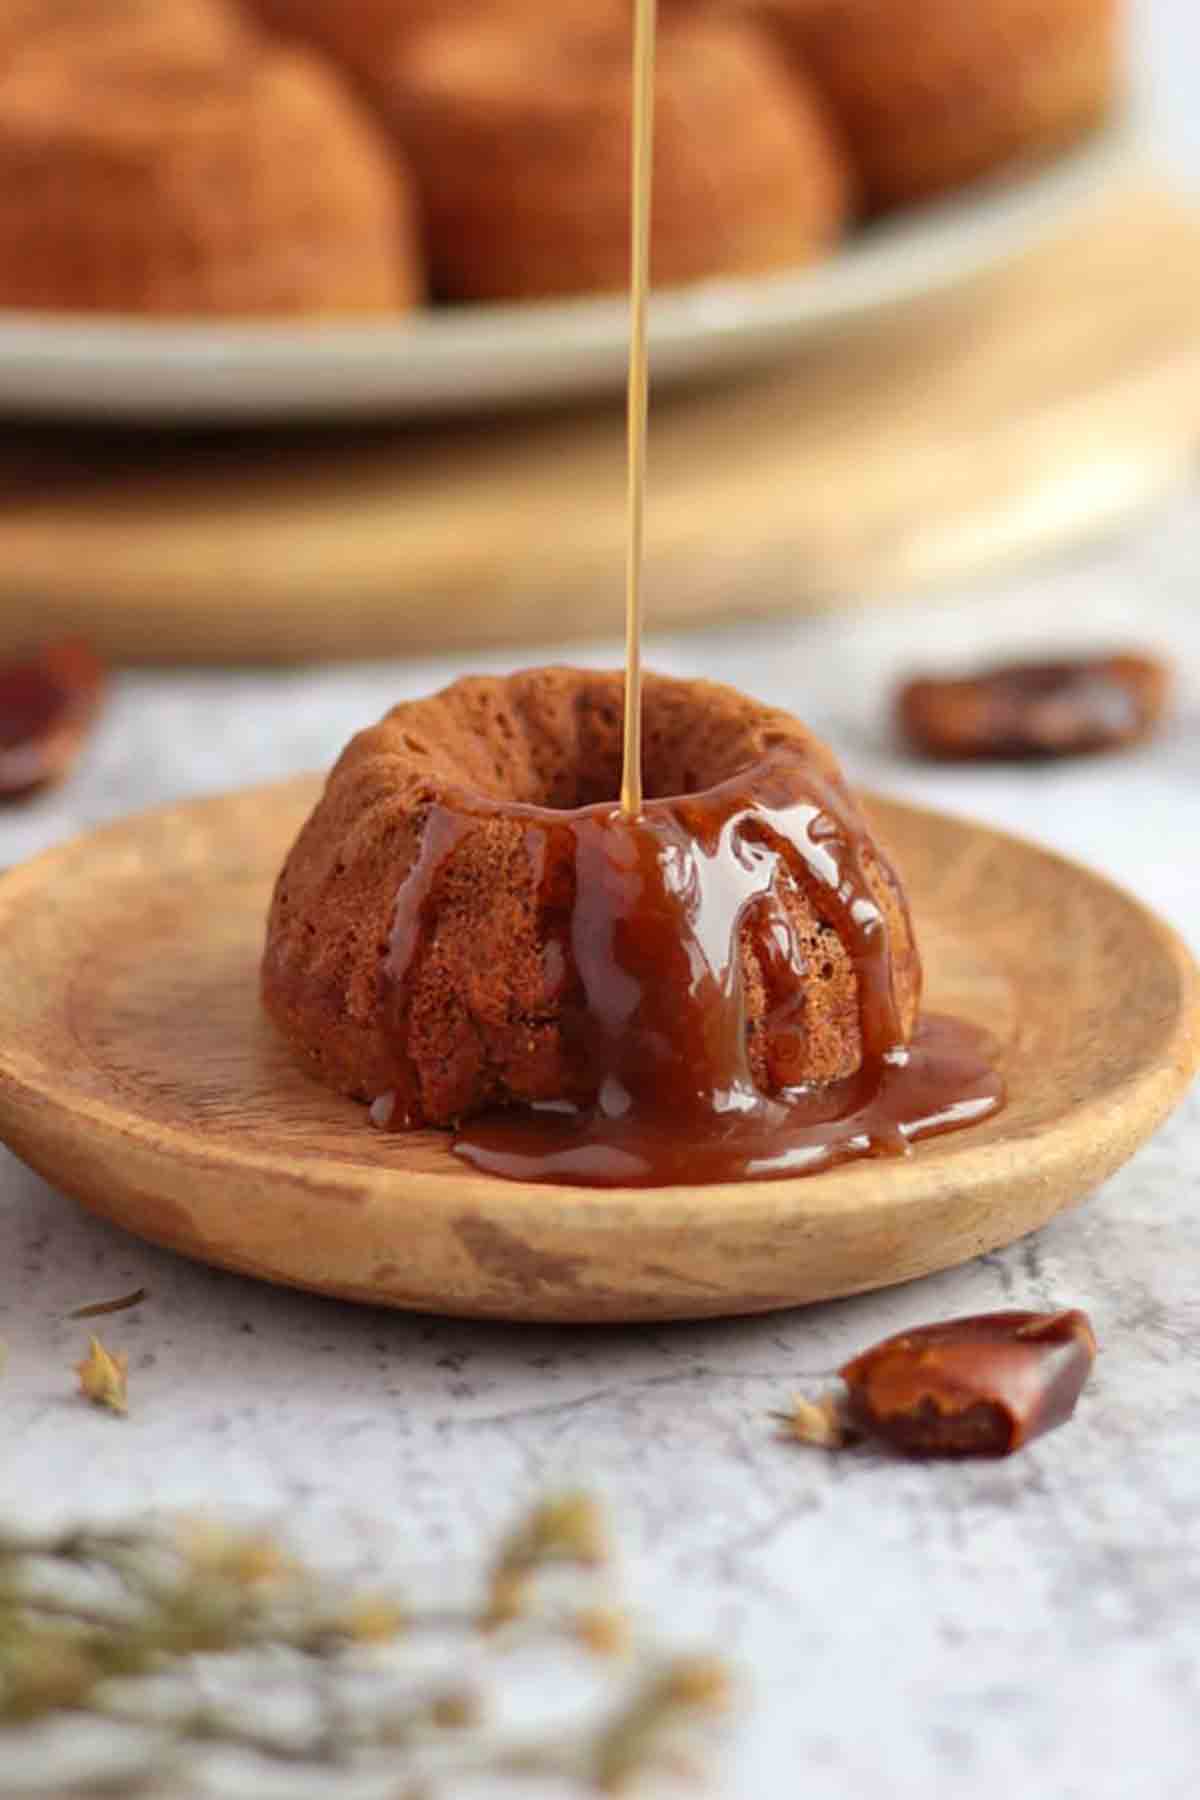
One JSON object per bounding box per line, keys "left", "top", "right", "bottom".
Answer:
{"left": 261, "top": 668, "right": 1002, "bottom": 1186}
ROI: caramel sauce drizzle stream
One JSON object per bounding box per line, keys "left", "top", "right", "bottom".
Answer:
{"left": 620, "top": 0, "right": 658, "bottom": 820}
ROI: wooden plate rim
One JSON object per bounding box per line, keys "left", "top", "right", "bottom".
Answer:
{"left": 0, "top": 776, "right": 1194, "bottom": 1241}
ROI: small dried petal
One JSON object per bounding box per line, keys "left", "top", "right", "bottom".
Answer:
{"left": 482, "top": 1570, "right": 527, "bottom": 1630}
{"left": 176, "top": 1518, "right": 233, "bottom": 1570}
{"left": 779, "top": 1392, "right": 848, "bottom": 1449}
{"left": 575, "top": 1605, "right": 632, "bottom": 1658}
{"left": 225, "top": 1536, "right": 291, "bottom": 1587}
{"left": 75, "top": 1336, "right": 128, "bottom": 1416}
{"left": 659, "top": 1656, "right": 732, "bottom": 1713}
{"left": 0, "top": 640, "right": 107, "bottom": 801}
{"left": 177, "top": 1521, "right": 291, "bottom": 1587}
{"left": 430, "top": 1688, "right": 483, "bottom": 1729}
{"left": 530, "top": 1493, "right": 608, "bottom": 1567}
{"left": 1, "top": 1637, "right": 99, "bottom": 1720}
{"left": 593, "top": 1657, "right": 733, "bottom": 1793}
{"left": 840, "top": 1309, "right": 1098, "bottom": 1458}
{"left": 342, "top": 1596, "right": 406, "bottom": 1644}
{"left": 485, "top": 1491, "right": 608, "bottom": 1626}
{"left": 897, "top": 653, "right": 1169, "bottom": 761}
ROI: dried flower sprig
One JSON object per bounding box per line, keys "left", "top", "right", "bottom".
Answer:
{"left": 592, "top": 1656, "right": 733, "bottom": 1793}
{"left": 0, "top": 1502, "right": 730, "bottom": 1796}
{"left": 485, "top": 1489, "right": 609, "bottom": 1627}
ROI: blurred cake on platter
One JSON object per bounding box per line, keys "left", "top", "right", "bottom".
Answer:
{"left": 0, "top": 0, "right": 1123, "bottom": 316}
{"left": 0, "top": 0, "right": 257, "bottom": 70}
{"left": 0, "top": 47, "right": 422, "bottom": 314}
{"left": 243, "top": 0, "right": 625, "bottom": 80}
{"left": 384, "top": 11, "right": 852, "bottom": 300}
{"left": 752, "top": 0, "right": 1121, "bottom": 206}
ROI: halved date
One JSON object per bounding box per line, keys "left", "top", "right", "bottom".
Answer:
{"left": 896, "top": 653, "right": 1169, "bottom": 760}
{"left": 839, "top": 1309, "right": 1098, "bottom": 1458}
{"left": 0, "top": 640, "right": 107, "bottom": 802}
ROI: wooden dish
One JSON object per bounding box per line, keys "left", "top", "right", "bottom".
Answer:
{"left": 0, "top": 125, "right": 1129, "bottom": 426}
{"left": 0, "top": 780, "right": 1194, "bottom": 1323}
{"left": 2, "top": 185, "right": 1200, "bottom": 666}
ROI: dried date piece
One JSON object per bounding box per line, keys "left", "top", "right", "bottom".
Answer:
{"left": 896, "top": 653, "right": 1169, "bottom": 761}
{"left": 839, "top": 1309, "right": 1097, "bottom": 1458}
{"left": 0, "top": 639, "right": 107, "bottom": 801}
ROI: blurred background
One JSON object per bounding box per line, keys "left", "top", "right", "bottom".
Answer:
{"left": 0, "top": 0, "right": 1196, "bottom": 668}
{"left": 1138, "top": 0, "right": 1198, "bottom": 181}
{"left": 0, "top": 0, "right": 1194, "bottom": 913}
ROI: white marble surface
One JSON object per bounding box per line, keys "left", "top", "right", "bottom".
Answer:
{"left": 1138, "top": 0, "right": 1200, "bottom": 185}
{"left": 4, "top": 10, "right": 1200, "bottom": 1792}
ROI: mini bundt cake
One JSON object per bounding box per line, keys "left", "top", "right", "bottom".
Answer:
{"left": 243, "top": 0, "right": 621, "bottom": 81}
{"left": 0, "top": 47, "right": 422, "bottom": 315}
{"left": 261, "top": 668, "right": 921, "bottom": 1127}
{"left": 0, "top": 0, "right": 255, "bottom": 70}
{"left": 759, "top": 0, "right": 1120, "bottom": 207}
{"left": 381, "top": 12, "right": 852, "bottom": 300}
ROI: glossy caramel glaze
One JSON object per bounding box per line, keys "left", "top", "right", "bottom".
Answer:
{"left": 373, "top": 751, "right": 1003, "bottom": 1185}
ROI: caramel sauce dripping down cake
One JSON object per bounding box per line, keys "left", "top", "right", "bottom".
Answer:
{"left": 261, "top": 670, "right": 1002, "bottom": 1187}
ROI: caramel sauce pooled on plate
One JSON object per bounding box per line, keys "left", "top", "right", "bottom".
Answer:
{"left": 377, "top": 753, "right": 1003, "bottom": 1187}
